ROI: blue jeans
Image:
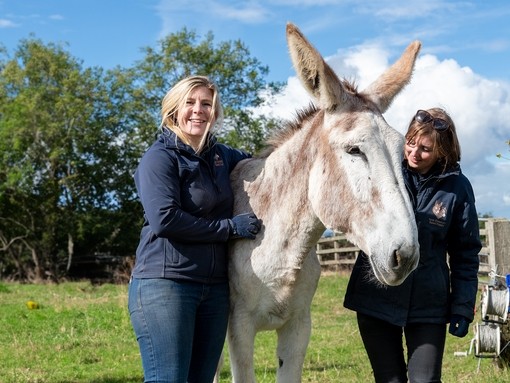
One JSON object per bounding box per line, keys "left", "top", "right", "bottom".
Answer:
{"left": 357, "top": 312, "right": 446, "bottom": 383}
{"left": 128, "top": 278, "right": 229, "bottom": 383}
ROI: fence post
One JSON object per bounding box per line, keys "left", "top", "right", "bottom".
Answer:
{"left": 487, "top": 218, "right": 510, "bottom": 275}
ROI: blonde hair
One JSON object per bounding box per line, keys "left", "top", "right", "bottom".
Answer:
{"left": 405, "top": 107, "right": 461, "bottom": 173}
{"left": 160, "top": 75, "right": 223, "bottom": 153}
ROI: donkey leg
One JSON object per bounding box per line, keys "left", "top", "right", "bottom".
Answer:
{"left": 275, "top": 310, "right": 312, "bottom": 383}
{"left": 227, "top": 313, "right": 258, "bottom": 383}
{"left": 273, "top": 251, "right": 320, "bottom": 382}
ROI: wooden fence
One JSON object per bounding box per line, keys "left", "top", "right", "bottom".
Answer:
{"left": 316, "top": 218, "right": 510, "bottom": 275}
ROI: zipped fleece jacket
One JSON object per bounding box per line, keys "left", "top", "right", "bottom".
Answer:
{"left": 344, "top": 162, "right": 481, "bottom": 326}
{"left": 131, "top": 130, "right": 250, "bottom": 283}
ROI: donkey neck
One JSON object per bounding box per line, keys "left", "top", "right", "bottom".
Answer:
{"left": 252, "top": 116, "right": 326, "bottom": 250}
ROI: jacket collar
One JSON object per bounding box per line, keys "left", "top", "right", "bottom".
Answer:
{"left": 402, "top": 159, "right": 460, "bottom": 180}
{"left": 159, "top": 127, "right": 217, "bottom": 155}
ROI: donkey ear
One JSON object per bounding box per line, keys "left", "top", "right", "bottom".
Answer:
{"left": 286, "top": 23, "right": 347, "bottom": 111}
{"left": 362, "top": 41, "right": 421, "bottom": 113}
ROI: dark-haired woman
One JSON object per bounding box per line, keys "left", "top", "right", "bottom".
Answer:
{"left": 344, "top": 107, "right": 482, "bottom": 383}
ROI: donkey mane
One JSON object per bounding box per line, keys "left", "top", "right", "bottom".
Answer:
{"left": 260, "top": 78, "right": 363, "bottom": 157}
{"left": 264, "top": 103, "right": 318, "bottom": 152}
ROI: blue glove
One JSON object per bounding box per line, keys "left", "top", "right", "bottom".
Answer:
{"left": 449, "top": 315, "right": 470, "bottom": 338}
{"left": 229, "top": 213, "right": 261, "bottom": 240}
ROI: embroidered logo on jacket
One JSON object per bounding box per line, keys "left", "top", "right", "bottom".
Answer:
{"left": 432, "top": 200, "right": 447, "bottom": 220}
{"left": 214, "top": 154, "right": 224, "bottom": 167}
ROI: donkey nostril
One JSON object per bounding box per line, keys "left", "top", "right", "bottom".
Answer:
{"left": 392, "top": 250, "right": 401, "bottom": 269}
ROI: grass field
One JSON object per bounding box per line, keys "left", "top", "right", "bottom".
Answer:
{"left": 1, "top": 274, "right": 509, "bottom": 383}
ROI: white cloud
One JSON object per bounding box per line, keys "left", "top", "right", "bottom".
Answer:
{"left": 221, "top": 4, "right": 271, "bottom": 23}
{"left": 327, "top": 44, "right": 392, "bottom": 88}
{"left": 0, "top": 19, "right": 18, "bottom": 28}
{"left": 157, "top": 0, "right": 271, "bottom": 25}
{"left": 470, "top": 161, "right": 510, "bottom": 217}
{"left": 362, "top": 1, "right": 466, "bottom": 21}
{"left": 504, "top": 192, "right": 510, "bottom": 206}
{"left": 268, "top": 0, "right": 351, "bottom": 6}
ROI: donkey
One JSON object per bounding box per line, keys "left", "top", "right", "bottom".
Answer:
{"left": 222, "top": 23, "right": 421, "bottom": 382}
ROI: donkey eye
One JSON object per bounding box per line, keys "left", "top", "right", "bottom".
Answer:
{"left": 347, "top": 146, "right": 361, "bottom": 155}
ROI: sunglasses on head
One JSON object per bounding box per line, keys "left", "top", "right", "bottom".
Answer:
{"left": 413, "top": 110, "right": 449, "bottom": 131}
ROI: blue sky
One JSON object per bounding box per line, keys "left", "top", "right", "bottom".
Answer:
{"left": 2, "top": 0, "right": 510, "bottom": 219}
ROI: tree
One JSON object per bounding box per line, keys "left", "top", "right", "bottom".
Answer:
{"left": 0, "top": 38, "right": 138, "bottom": 280}
{"left": 496, "top": 140, "right": 510, "bottom": 160}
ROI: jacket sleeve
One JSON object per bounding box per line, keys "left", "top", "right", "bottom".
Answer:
{"left": 447, "top": 177, "right": 482, "bottom": 322}
{"left": 134, "top": 147, "right": 232, "bottom": 243}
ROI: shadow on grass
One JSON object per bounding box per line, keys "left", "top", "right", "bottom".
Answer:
{"left": 306, "top": 361, "right": 359, "bottom": 371}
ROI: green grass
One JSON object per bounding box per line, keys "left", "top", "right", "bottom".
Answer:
{"left": 1, "top": 276, "right": 509, "bottom": 382}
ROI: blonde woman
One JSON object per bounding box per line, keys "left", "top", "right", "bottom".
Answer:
{"left": 128, "top": 76, "right": 261, "bottom": 383}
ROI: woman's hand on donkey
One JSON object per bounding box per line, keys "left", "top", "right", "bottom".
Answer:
{"left": 229, "top": 213, "right": 262, "bottom": 240}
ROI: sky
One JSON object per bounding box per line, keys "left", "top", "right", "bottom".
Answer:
{"left": 1, "top": 0, "right": 510, "bottom": 219}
